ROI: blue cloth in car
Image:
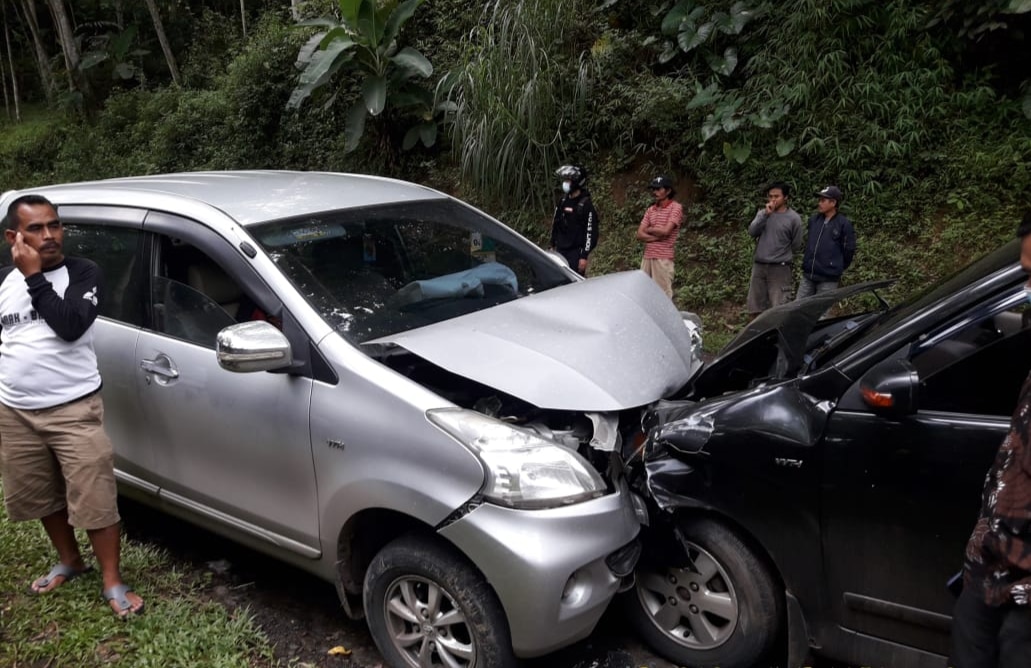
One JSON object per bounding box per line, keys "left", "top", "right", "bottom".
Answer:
{"left": 394, "top": 262, "right": 518, "bottom": 305}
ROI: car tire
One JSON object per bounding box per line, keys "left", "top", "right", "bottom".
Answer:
{"left": 364, "top": 534, "right": 518, "bottom": 668}
{"left": 625, "top": 517, "right": 783, "bottom": 668}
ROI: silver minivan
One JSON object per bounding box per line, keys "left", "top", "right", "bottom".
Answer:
{"left": 0, "top": 172, "right": 702, "bottom": 668}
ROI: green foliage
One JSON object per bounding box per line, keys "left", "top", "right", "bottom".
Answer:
{"left": 3, "top": 0, "right": 1030, "bottom": 348}
{"left": 287, "top": 0, "right": 436, "bottom": 153}
{"left": 79, "top": 24, "right": 151, "bottom": 83}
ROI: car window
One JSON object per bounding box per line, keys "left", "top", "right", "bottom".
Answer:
{"left": 0, "top": 223, "right": 145, "bottom": 327}
{"left": 251, "top": 199, "right": 573, "bottom": 343}
{"left": 149, "top": 235, "right": 264, "bottom": 348}
{"left": 911, "top": 288, "right": 1031, "bottom": 416}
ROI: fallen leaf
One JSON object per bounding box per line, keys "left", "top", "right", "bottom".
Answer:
{"left": 327, "top": 646, "right": 352, "bottom": 656}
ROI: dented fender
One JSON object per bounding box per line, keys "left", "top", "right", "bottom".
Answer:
{"left": 638, "top": 381, "right": 833, "bottom": 512}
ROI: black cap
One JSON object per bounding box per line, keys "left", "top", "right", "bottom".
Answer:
{"left": 815, "top": 185, "right": 843, "bottom": 203}
{"left": 649, "top": 175, "right": 674, "bottom": 190}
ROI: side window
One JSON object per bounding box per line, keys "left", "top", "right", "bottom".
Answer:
{"left": 0, "top": 223, "right": 144, "bottom": 327}
{"left": 911, "top": 290, "right": 1031, "bottom": 416}
{"left": 150, "top": 235, "right": 262, "bottom": 348}
{"left": 64, "top": 224, "right": 145, "bottom": 326}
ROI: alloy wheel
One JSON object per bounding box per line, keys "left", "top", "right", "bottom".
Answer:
{"left": 635, "top": 540, "right": 739, "bottom": 649}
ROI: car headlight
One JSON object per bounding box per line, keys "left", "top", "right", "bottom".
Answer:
{"left": 427, "top": 408, "right": 607, "bottom": 509}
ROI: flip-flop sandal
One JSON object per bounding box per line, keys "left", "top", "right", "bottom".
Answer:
{"left": 30, "top": 563, "right": 92, "bottom": 593}
{"left": 102, "top": 583, "right": 144, "bottom": 618}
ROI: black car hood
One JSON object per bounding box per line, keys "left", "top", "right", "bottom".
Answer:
{"left": 695, "top": 280, "right": 894, "bottom": 391}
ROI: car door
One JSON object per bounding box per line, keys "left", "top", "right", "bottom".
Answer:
{"left": 820, "top": 284, "right": 1027, "bottom": 656}
{"left": 38, "top": 208, "right": 156, "bottom": 491}
{"left": 135, "top": 211, "right": 320, "bottom": 557}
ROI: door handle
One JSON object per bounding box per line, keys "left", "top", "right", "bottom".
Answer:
{"left": 140, "top": 356, "right": 180, "bottom": 379}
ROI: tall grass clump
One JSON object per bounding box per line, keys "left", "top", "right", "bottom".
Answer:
{"left": 437, "top": 0, "right": 598, "bottom": 215}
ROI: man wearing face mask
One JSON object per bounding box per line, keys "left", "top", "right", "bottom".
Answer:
{"left": 951, "top": 211, "right": 1031, "bottom": 668}
{"left": 550, "top": 164, "right": 600, "bottom": 276}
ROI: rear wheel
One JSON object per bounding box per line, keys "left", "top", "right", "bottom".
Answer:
{"left": 364, "top": 534, "right": 517, "bottom": 668}
{"left": 625, "top": 517, "right": 783, "bottom": 668}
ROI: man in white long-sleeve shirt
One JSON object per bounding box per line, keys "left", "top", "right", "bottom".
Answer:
{"left": 0, "top": 194, "right": 143, "bottom": 617}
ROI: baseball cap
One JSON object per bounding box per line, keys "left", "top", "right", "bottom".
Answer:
{"left": 815, "top": 185, "right": 843, "bottom": 202}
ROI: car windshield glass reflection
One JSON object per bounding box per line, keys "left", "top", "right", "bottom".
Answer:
{"left": 251, "top": 200, "right": 572, "bottom": 342}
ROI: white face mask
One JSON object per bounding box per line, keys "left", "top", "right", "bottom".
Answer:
{"left": 561, "top": 181, "right": 572, "bottom": 194}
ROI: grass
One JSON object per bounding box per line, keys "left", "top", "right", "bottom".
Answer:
{"left": 0, "top": 481, "right": 276, "bottom": 668}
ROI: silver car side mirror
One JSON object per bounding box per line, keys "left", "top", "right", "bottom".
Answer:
{"left": 216, "top": 321, "right": 293, "bottom": 373}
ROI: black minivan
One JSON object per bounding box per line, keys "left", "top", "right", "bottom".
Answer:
{"left": 624, "top": 238, "right": 1027, "bottom": 668}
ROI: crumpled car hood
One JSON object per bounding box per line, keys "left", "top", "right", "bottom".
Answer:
{"left": 365, "top": 271, "right": 700, "bottom": 411}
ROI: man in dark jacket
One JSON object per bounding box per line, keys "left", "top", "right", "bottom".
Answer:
{"left": 796, "top": 185, "right": 856, "bottom": 300}
{"left": 550, "top": 164, "right": 600, "bottom": 276}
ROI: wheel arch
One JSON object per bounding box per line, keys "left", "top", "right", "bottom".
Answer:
{"left": 334, "top": 507, "right": 434, "bottom": 619}
{"left": 333, "top": 507, "right": 497, "bottom": 622}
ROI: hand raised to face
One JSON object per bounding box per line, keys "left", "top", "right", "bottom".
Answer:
{"left": 11, "top": 231, "right": 44, "bottom": 277}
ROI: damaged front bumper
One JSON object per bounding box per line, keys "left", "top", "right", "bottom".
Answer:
{"left": 438, "top": 484, "right": 641, "bottom": 658}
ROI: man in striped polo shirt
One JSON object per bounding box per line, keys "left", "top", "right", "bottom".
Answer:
{"left": 636, "top": 175, "right": 684, "bottom": 299}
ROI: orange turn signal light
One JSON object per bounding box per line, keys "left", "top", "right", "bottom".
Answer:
{"left": 860, "top": 385, "right": 894, "bottom": 408}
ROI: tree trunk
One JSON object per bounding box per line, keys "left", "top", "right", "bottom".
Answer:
{"left": 3, "top": 8, "right": 20, "bottom": 122}
{"left": 44, "top": 0, "right": 91, "bottom": 100}
{"left": 239, "top": 0, "right": 247, "bottom": 37}
{"left": 290, "top": 0, "right": 300, "bottom": 21}
{"left": 143, "top": 0, "right": 181, "bottom": 86}
{"left": 16, "top": 0, "right": 57, "bottom": 106}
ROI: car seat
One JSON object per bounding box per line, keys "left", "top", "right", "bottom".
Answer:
{"left": 186, "top": 259, "right": 243, "bottom": 319}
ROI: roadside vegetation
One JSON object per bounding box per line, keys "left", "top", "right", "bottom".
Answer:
{"left": 1, "top": 0, "right": 1029, "bottom": 352}
{"left": 0, "top": 484, "right": 274, "bottom": 667}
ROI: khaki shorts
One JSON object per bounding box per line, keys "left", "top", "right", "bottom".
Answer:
{"left": 0, "top": 392, "right": 120, "bottom": 529}
{"left": 641, "top": 257, "right": 675, "bottom": 299}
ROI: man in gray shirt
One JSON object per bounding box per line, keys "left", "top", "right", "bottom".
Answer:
{"left": 746, "top": 181, "right": 803, "bottom": 314}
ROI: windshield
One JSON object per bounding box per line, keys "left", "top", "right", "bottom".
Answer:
{"left": 250, "top": 199, "right": 573, "bottom": 342}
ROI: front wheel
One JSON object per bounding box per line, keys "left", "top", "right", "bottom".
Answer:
{"left": 364, "top": 534, "right": 518, "bottom": 668}
{"left": 624, "top": 517, "right": 783, "bottom": 668}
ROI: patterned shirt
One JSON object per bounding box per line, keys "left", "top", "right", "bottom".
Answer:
{"left": 963, "top": 371, "right": 1031, "bottom": 606}
{"left": 641, "top": 199, "right": 684, "bottom": 260}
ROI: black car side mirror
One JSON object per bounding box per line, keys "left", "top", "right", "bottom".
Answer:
{"left": 859, "top": 358, "right": 919, "bottom": 418}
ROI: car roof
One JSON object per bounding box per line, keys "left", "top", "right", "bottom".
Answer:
{"left": 3, "top": 171, "right": 448, "bottom": 226}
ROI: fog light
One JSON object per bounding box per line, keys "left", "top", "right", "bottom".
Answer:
{"left": 561, "top": 570, "right": 589, "bottom": 606}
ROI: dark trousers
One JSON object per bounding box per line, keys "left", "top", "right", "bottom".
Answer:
{"left": 556, "top": 247, "right": 585, "bottom": 276}
{"left": 951, "top": 586, "right": 1031, "bottom": 668}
